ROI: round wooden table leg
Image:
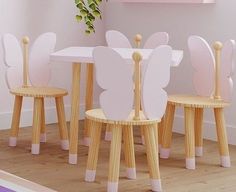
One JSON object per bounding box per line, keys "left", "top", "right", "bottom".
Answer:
{"left": 84, "top": 63, "right": 94, "bottom": 146}
{"left": 105, "top": 124, "right": 112, "bottom": 141}
{"left": 31, "top": 98, "right": 43, "bottom": 155}
{"left": 85, "top": 121, "right": 102, "bottom": 182}
{"left": 123, "top": 125, "right": 136, "bottom": 180}
{"left": 107, "top": 125, "right": 122, "bottom": 192}
{"left": 40, "top": 99, "right": 46, "bottom": 143}
{"left": 9, "top": 95, "right": 23, "bottom": 147}
{"left": 214, "top": 107, "right": 230, "bottom": 167}
{"left": 160, "top": 102, "right": 175, "bottom": 159}
{"left": 69, "top": 63, "right": 81, "bottom": 164}
{"left": 143, "top": 124, "right": 162, "bottom": 192}
{"left": 194, "top": 108, "right": 204, "bottom": 157}
{"left": 55, "top": 97, "right": 69, "bottom": 150}
{"left": 184, "top": 107, "right": 195, "bottom": 170}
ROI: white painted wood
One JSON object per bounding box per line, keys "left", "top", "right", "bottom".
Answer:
{"left": 29, "top": 32, "right": 56, "bottom": 86}
{"left": 188, "top": 36, "right": 215, "bottom": 97}
{"left": 142, "top": 46, "right": 171, "bottom": 119}
{"left": 144, "top": 32, "right": 169, "bottom": 49}
{"left": 220, "top": 40, "right": 236, "bottom": 102}
{"left": 2, "top": 34, "right": 23, "bottom": 89}
{"left": 93, "top": 46, "right": 134, "bottom": 120}
{"left": 51, "top": 47, "right": 183, "bottom": 66}
{"left": 106, "top": 30, "right": 132, "bottom": 48}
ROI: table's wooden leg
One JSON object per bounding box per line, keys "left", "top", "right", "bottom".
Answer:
{"left": 69, "top": 63, "right": 81, "bottom": 164}
{"left": 144, "top": 124, "right": 162, "bottom": 192}
{"left": 56, "top": 96, "right": 69, "bottom": 150}
{"left": 85, "top": 121, "right": 102, "bottom": 182}
{"left": 194, "top": 108, "right": 204, "bottom": 157}
{"left": 214, "top": 108, "right": 230, "bottom": 167}
{"left": 160, "top": 103, "right": 175, "bottom": 159}
{"left": 84, "top": 63, "right": 94, "bottom": 146}
{"left": 40, "top": 99, "right": 46, "bottom": 143}
{"left": 9, "top": 95, "right": 23, "bottom": 147}
{"left": 184, "top": 107, "right": 195, "bottom": 170}
{"left": 123, "top": 125, "right": 136, "bottom": 180}
{"left": 31, "top": 98, "right": 43, "bottom": 155}
{"left": 108, "top": 124, "right": 122, "bottom": 192}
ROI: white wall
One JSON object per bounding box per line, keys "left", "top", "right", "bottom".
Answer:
{"left": 105, "top": 0, "right": 236, "bottom": 144}
{"left": 0, "top": 0, "right": 105, "bottom": 129}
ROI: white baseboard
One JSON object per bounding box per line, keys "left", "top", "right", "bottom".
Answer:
{"left": 173, "top": 114, "right": 236, "bottom": 145}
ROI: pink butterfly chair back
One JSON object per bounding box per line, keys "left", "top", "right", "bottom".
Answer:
{"left": 189, "top": 36, "right": 235, "bottom": 102}
{"left": 2, "top": 34, "right": 24, "bottom": 89}
{"left": 143, "top": 32, "right": 169, "bottom": 49}
{"left": 105, "top": 30, "right": 132, "bottom": 48}
{"left": 29, "top": 32, "right": 56, "bottom": 86}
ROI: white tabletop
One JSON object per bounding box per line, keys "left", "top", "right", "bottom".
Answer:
{"left": 51, "top": 46, "right": 183, "bottom": 66}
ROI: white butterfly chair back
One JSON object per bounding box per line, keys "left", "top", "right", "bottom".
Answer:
{"left": 143, "top": 32, "right": 169, "bottom": 49}
{"left": 2, "top": 34, "right": 24, "bottom": 89}
{"left": 29, "top": 32, "right": 56, "bottom": 86}
{"left": 93, "top": 46, "right": 172, "bottom": 121}
{"left": 105, "top": 30, "right": 132, "bottom": 48}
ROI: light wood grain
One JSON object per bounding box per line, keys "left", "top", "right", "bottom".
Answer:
{"left": 194, "top": 108, "right": 204, "bottom": 149}
{"left": 22, "top": 36, "right": 29, "bottom": 87}
{"left": 40, "top": 99, "right": 46, "bottom": 139}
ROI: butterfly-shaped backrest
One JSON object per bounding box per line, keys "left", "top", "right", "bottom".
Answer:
{"left": 93, "top": 46, "right": 172, "bottom": 121}
{"left": 143, "top": 32, "right": 169, "bottom": 49}
{"left": 188, "top": 36, "right": 235, "bottom": 102}
{"left": 106, "top": 30, "right": 132, "bottom": 48}
{"left": 2, "top": 32, "right": 56, "bottom": 89}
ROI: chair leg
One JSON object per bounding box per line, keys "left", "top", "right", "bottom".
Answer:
{"left": 158, "top": 117, "right": 165, "bottom": 152}
{"left": 123, "top": 125, "right": 136, "bottom": 180}
{"left": 143, "top": 124, "right": 162, "bottom": 192}
{"left": 40, "top": 99, "right": 46, "bottom": 143}
{"left": 140, "top": 126, "right": 145, "bottom": 145}
{"left": 105, "top": 124, "right": 112, "bottom": 141}
{"left": 55, "top": 97, "right": 69, "bottom": 150}
{"left": 160, "top": 103, "right": 175, "bottom": 159}
{"left": 194, "top": 108, "right": 204, "bottom": 157}
{"left": 184, "top": 107, "right": 195, "bottom": 170}
{"left": 214, "top": 108, "right": 230, "bottom": 168}
{"left": 107, "top": 124, "right": 122, "bottom": 192}
{"left": 85, "top": 121, "right": 102, "bottom": 182}
{"left": 9, "top": 96, "right": 23, "bottom": 147}
{"left": 31, "top": 98, "right": 43, "bottom": 155}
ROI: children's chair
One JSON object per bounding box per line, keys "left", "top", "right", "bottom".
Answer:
{"left": 2, "top": 33, "right": 69, "bottom": 154}
{"left": 160, "top": 36, "right": 235, "bottom": 169}
{"left": 85, "top": 45, "right": 172, "bottom": 192}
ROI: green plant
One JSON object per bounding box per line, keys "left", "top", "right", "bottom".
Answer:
{"left": 75, "top": 0, "right": 104, "bottom": 34}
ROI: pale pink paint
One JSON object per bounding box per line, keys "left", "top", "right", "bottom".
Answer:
{"left": 144, "top": 32, "right": 169, "bottom": 49}
{"left": 114, "top": 0, "right": 215, "bottom": 3}
{"left": 106, "top": 30, "right": 132, "bottom": 48}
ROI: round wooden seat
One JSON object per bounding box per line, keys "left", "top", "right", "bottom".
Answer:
{"left": 10, "top": 86, "right": 68, "bottom": 98}
{"left": 168, "top": 95, "right": 229, "bottom": 108}
{"left": 86, "top": 108, "right": 160, "bottom": 126}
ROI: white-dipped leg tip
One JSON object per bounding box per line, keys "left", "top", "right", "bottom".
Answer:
{"left": 151, "top": 179, "right": 162, "bottom": 192}
{"left": 221, "top": 156, "right": 231, "bottom": 168}
{"left": 186, "top": 158, "right": 195, "bottom": 170}
{"left": 40, "top": 133, "right": 47, "bottom": 143}
{"left": 83, "top": 137, "right": 91, "bottom": 147}
{"left": 195, "top": 147, "right": 203, "bottom": 157}
{"left": 160, "top": 148, "right": 170, "bottom": 159}
{"left": 69, "top": 154, "right": 77, "bottom": 164}
{"left": 31, "top": 144, "right": 40, "bottom": 155}
{"left": 61, "top": 140, "right": 69, "bottom": 150}
{"left": 85, "top": 170, "right": 96, "bottom": 182}
{"left": 105, "top": 132, "right": 112, "bottom": 141}
{"left": 107, "top": 182, "right": 118, "bottom": 192}
{"left": 126, "top": 168, "right": 136, "bottom": 180}
{"left": 141, "top": 135, "right": 145, "bottom": 145}
{"left": 9, "top": 137, "right": 17, "bottom": 147}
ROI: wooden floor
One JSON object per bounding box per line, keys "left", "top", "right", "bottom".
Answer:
{"left": 0, "top": 121, "right": 236, "bottom": 192}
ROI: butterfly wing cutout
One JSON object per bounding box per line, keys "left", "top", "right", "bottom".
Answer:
{"left": 188, "top": 36, "right": 215, "bottom": 97}
{"left": 93, "top": 46, "right": 134, "bottom": 120}
{"left": 106, "top": 30, "right": 132, "bottom": 48}
{"left": 29, "top": 32, "right": 56, "bottom": 86}
{"left": 2, "top": 34, "right": 23, "bottom": 89}
{"left": 142, "top": 45, "right": 172, "bottom": 120}
{"left": 220, "top": 40, "right": 236, "bottom": 102}
{"left": 143, "top": 32, "right": 169, "bottom": 49}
